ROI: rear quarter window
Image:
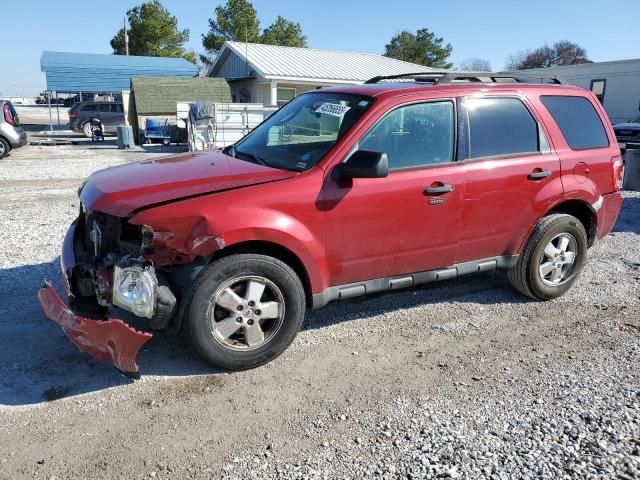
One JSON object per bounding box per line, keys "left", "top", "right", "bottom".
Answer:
{"left": 81, "top": 104, "right": 97, "bottom": 112}
{"left": 540, "top": 95, "right": 609, "bottom": 149}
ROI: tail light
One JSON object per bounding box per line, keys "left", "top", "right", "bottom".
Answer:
{"left": 68, "top": 110, "right": 77, "bottom": 119}
{"left": 3, "top": 104, "right": 14, "bottom": 126}
{"left": 612, "top": 155, "right": 623, "bottom": 191}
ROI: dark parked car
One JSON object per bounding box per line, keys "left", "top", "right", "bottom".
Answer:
{"left": 40, "top": 73, "right": 623, "bottom": 376}
{"left": 0, "top": 100, "right": 27, "bottom": 158}
{"left": 68, "top": 102, "right": 125, "bottom": 137}
{"left": 613, "top": 115, "right": 640, "bottom": 148}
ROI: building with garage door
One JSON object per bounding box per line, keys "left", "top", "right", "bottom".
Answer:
{"left": 208, "top": 41, "right": 436, "bottom": 107}
{"left": 511, "top": 59, "right": 640, "bottom": 124}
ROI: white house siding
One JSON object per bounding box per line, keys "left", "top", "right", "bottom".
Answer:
{"left": 512, "top": 60, "right": 640, "bottom": 124}
{"left": 217, "top": 53, "right": 253, "bottom": 79}
{"left": 227, "top": 78, "right": 340, "bottom": 106}
{"left": 210, "top": 42, "right": 436, "bottom": 107}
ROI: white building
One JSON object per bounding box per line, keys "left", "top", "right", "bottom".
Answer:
{"left": 512, "top": 59, "right": 640, "bottom": 124}
{"left": 209, "top": 41, "right": 436, "bottom": 107}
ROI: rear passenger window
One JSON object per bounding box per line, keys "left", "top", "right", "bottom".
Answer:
{"left": 80, "top": 104, "right": 96, "bottom": 112}
{"left": 540, "top": 96, "right": 609, "bottom": 150}
{"left": 466, "top": 97, "right": 539, "bottom": 158}
{"left": 359, "top": 101, "right": 454, "bottom": 169}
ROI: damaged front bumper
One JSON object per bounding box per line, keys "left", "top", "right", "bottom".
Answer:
{"left": 38, "top": 281, "right": 152, "bottom": 378}
{"left": 39, "top": 219, "right": 155, "bottom": 377}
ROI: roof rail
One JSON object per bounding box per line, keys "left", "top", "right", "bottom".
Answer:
{"left": 364, "top": 71, "right": 562, "bottom": 85}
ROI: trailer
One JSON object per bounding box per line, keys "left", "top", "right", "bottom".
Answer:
{"left": 177, "top": 102, "right": 277, "bottom": 151}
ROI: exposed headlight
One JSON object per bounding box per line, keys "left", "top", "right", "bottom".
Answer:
{"left": 112, "top": 264, "right": 158, "bottom": 319}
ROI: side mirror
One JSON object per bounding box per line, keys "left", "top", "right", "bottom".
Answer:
{"left": 337, "top": 150, "right": 389, "bottom": 179}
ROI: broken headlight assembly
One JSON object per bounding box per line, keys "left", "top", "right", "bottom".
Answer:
{"left": 112, "top": 261, "right": 158, "bottom": 319}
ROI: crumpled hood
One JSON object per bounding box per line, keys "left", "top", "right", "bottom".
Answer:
{"left": 80, "top": 150, "right": 297, "bottom": 217}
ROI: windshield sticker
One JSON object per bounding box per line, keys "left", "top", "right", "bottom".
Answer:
{"left": 314, "top": 103, "right": 351, "bottom": 117}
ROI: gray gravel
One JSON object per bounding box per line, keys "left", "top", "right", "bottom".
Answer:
{"left": 221, "top": 344, "right": 640, "bottom": 479}
{"left": 0, "top": 137, "right": 638, "bottom": 479}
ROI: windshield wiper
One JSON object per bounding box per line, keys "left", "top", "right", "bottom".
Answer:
{"left": 235, "top": 149, "right": 270, "bottom": 167}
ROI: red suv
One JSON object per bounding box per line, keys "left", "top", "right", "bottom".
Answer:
{"left": 39, "top": 72, "right": 624, "bottom": 377}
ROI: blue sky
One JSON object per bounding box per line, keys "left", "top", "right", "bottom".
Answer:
{"left": 1, "top": 0, "right": 638, "bottom": 95}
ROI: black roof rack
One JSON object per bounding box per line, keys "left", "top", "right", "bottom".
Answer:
{"left": 364, "top": 71, "right": 562, "bottom": 85}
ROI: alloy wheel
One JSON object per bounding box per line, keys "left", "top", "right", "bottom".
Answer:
{"left": 539, "top": 233, "right": 578, "bottom": 286}
{"left": 208, "top": 275, "right": 285, "bottom": 351}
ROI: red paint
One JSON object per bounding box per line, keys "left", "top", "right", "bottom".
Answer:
{"left": 132, "top": 84, "right": 622, "bottom": 293}
{"left": 597, "top": 192, "right": 623, "bottom": 239}
{"left": 38, "top": 282, "right": 152, "bottom": 377}
{"left": 80, "top": 150, "right": 297, "bottom": 217}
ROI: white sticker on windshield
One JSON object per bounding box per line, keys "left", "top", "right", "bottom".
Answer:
{"left": 314, "top": 103, "right": 351, "bottom": 117}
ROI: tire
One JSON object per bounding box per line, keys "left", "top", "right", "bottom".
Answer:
{"left": 0, "top": 137, "right": 9, "bottom": 159}
{"left": 82, "top": 122, "right": 92, "bottom": 138}
{"left": 508, "top": 213, "right": 588, "bottom": 300}
{"left": 187, "top": 254, "right": 306, "bottom": 371}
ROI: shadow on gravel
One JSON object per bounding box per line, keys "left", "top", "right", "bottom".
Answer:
{"left": 140, "top": 144, "right": 189, "bottom": 154}
{"left": 0, "top": 259, "right": 214, "bottom": 407}
{"left": 0, "top": 258, "right": 521, "bottom": 407}
{"left": 303, "top": 271, "right": 528, "bottom": 333}
{"left": 613, "top": 195, "right": 640, "bottom": 234}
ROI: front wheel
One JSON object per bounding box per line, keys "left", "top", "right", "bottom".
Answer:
{"left": 187, "top": 254, "right": 306, "bottom": 371}
{"left": 508, "top": 213, "right": 588, "bottom": 300}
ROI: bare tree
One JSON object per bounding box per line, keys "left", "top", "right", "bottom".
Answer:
{"left": 506, "top": 40, "right": 591, "bottom": 70}
{"left": 458, "top": 58, "right": 492, "bottom": 71}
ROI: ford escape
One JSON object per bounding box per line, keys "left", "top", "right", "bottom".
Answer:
{"left": 38, "top": 72, "right": 623, "bottom": 376}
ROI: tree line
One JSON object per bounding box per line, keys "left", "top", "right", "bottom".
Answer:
{"left": 111, "top": 0, "right": 592, "bottom": 72}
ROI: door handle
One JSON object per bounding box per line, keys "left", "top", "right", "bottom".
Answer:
{"left": 423, "top": 183, "right": 455, "bottom": 195}
{"left": 527, "top": 169, "right": 552, "bottom": 180}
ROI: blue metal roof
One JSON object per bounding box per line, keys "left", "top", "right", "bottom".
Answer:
{"left": 40, "top": 51, "right": 197, "bottom": 93}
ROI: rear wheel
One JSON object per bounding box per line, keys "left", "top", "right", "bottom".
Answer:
{"left": 0, "top": 138, "right": 9, "bottom": 158}
{"left": 508, "top": 214, "right": 587, "bottom": 300}
{"left": 187, "top": 254, "right": 306, "bottom": 371}
{"left": 82, "top": 122, "right": 92, "bottom": 138}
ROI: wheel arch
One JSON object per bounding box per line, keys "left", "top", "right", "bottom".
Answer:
{"left": 208, "top": 240, "right": 314, "bottom": 309}
{"left": 547, "top": 199, "right": 597, "bottom": 247}
{"left": 515, "top": 198, "right": 597, "bottom": 254}
{"left": 0, "top": 135, "right": 12, "bottom": 153}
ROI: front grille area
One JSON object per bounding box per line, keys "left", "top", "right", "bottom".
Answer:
{"left": 79, "top": 205, "right": 141, "bottom": 258}
{"left": 615, "top": 129, "right": 640, "bottom": 139}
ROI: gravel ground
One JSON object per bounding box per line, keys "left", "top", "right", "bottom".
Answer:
{"left": 0, "top": 135, "right": 638, "bottom": 479}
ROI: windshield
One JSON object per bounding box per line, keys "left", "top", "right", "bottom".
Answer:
{"left": 631, "top": 115, "right": 640, "bottom": 123}
{"left": 230, "top": 92, "right": 374, "bottom": 171}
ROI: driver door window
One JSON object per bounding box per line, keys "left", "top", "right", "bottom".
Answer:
{"left": 359, "top": 101, "right": 455, "bottom": 169}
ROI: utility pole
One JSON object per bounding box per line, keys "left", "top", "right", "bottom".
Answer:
{"left": 124, "top": 16, "right": 129, "bottom": 55}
